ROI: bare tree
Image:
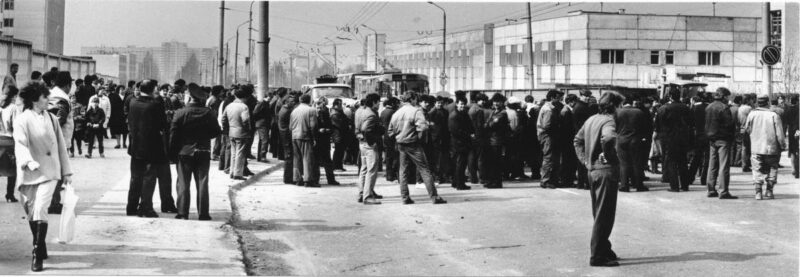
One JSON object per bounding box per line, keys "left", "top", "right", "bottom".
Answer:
{"left": 782, "top": 48, "right": 800, "bottom": 95}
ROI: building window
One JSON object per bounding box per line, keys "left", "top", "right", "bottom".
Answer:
{"left": 3, "top": 0, "right": 13, "bottom": 10}
{"left": 601, "top": 50, "right": 624, "bottom": 64}
{"left": 541, "top": 51, "right": 549, "bottom": 65}
{"left": 665, "top": 51, "right": 674, "bottom": 65}
{"left": 3, "top": 18, "right": 12, "bottom": 27}
{"left": 650, "top": 51, "right": 660, "bottom": 65}
{"left": 555, "top": 50, "right": 564, "bottom": 64}
{"left": 698, "top": 51, "right": 720, "bottom": 66}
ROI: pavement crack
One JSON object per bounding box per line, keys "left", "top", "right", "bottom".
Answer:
{"left": 467, "top": 244, "right": 525, "bottom": 251}
{"left": 346, "top": 258, "right": 395, "bottom": 272}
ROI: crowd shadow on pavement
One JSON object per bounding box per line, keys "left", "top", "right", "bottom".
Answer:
{"left": 232, "top": 218, "right": 363, "bottom": 232}
{"left": 622, "top": 251, "right": 780, "bottom": 266}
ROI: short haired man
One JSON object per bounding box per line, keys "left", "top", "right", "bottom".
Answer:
{"left": 30, "top": 71, "right": 42, "bottom": 83}
{"left": 355, "top": 93, "right": 385, "bottom": 204}
{"left": 615, "top": 95, "right": 650, "bottom": 192}
{"left": 484, "top": 93, "right": 509, "bottom": 188}
{"left": 278, "top": 94, "right": 298, "bottom": 184}
{"left": 705, "top": 87, "right": 737, "bottom": 199}
{"left": 126, "top": 80, "right": 169, "bottom": 218}
{"left": 537, "top": 90, "right": 564, "bottom": 188}
{"left": 744, "top": 94, "right": 787, "bottom": 200}
{"left": 170, "top": 84, "right": 221, "bottom": 220}
{"left": 380, "top": 97, "right": 400, "bottom": 182}
{"left": 289, "top": 94, "right": 318, "bottom": 187}
{"left": 45, "top": 71, "right": 75, "bottom": 214}
{"left": 574, "top": 91, "right": 625, "bottom": 267}
{"left": 449, "top": 97, "right": 474, "bottom": 190}
{"left": 313, "top": 96, "right": 339, "bottom": 186}
{"left": 656, "top": 88, "right": 695, "bottom": 192}
{"left": 388, "top": 91, "right": 446, "bottom": 204}
{"left": 468, "top": 93, "right": 489, "bottom": 184}
{"left": 222, "top": 88, "right": 253, "bottom": 181}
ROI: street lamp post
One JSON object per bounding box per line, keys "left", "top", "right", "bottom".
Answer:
{"left": 233, "top": 21, "right": 249, "bottom": 84}
{"left": 247, "top": 0, "right": 255, "bottom": 83}
{"left": 428, "top": 1, "right": 447, "bottom": 92}
{"left": 361, "top": 24, "right": 379, "bottom": 71}
{"left": 218, "top": 1, "right": 225, "bottom": 85}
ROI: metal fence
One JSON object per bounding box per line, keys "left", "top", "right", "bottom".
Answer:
{"left": 0, "top": 36, "right": 95, "bottom": 85}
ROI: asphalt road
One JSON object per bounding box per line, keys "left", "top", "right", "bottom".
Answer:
{"left": 234, "top": 154, "right": 799, "bottom": 276}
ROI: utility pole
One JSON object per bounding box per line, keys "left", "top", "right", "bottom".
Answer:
{"left": 762, "top": 2, "right": 773, "bottom": 98}
{"left": 290, "top": 54, "right": 295, "bottom": 89}
{"left": 428, "top": 1, "right": 447, "bottom": 92}
{"left": 218, "top": 1, "right": 225, "bottom": 85}
{"left": 234, "top": 28, "right": 240, "bottom": 84}
{"left": 225, "top": 43, "right": 229, "bottom": 86}
{"left": 325, "top": 37, "right": 338, "bottom": 74}
{"left": 247, "top": 0, "right": 254, "bottom": 84}
{"left": 526, "top": 2, "right": 535, "bottom": 90}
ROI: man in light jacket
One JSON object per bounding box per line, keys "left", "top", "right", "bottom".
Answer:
{"left": 743, "top": 94, "right": 787, "bottom": 200}
{"left": 290, "top": 94, "right": 318, "bottom": 187}
{"left": 355, "top": 93, "right": 384, "bottom": 204}
{"left": 221, "top": 87, "right": 252, "bottom": 181}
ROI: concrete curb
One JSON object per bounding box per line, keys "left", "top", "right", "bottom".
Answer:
{"left": 225, "top": 161, "right": 285, "bottom": 276}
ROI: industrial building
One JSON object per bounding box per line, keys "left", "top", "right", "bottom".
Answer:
{"left": 384, "top": 6, "right": 799, "bottom": 94}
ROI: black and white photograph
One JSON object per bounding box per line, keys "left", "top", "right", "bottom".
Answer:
{"left": 0, "top": 0, "right": 798, "bottom": 275}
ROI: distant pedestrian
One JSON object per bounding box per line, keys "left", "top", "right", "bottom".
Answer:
{"left": 655, "top": 88, "right": 694, "bottom": 192}
{"left": 126, "top": 79, "right": 167, "bottom": 218}
{"left": 574, "top": 91, "right": 624, "bottom": 267}
{"left": 222, "top": 87, "right": 253, "bottom": 181}
{"left": 688, "top": 93, "right": 709, "bottom": 189}
{"left": 388, "top": 91, "right": 446, "bottom": 205}
{"left": 468, "top": 93, "right": 489, "bottom": 184}
{"left": 1, "top": 85, "right": 19, "bottom": 202}
{"left": 170, "top": 83, "right": 221, "bottom": 220}
{"left": 3, "top": 63, "right": 17, "bottom": 92}
{"left": 69, "top": 94, "right": 86, "bottom": 158}
{"left": 744, "top": 94, "right": 787, "bottom": 200}
{"left": 109, "top": 86, "right": 127, "bottom": 148}
{"left": 355, "top": 93, "right": 385, "bottom": 204}
{"left": 14, "top": 82, "right": 73, "bottom": 271}
{"left": 84, "top": 97, "right": 106, "bottom": 158}
{"left": 290, "top": 94, "right": 318, "bottom": 187}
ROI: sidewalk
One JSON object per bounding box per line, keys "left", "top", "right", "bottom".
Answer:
{"left": 0, "top": 145, "right": 273, "bottom": 275}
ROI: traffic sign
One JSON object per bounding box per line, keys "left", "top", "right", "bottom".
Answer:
{"left": 761, "top": 45, "right": 781, "bottom": 66}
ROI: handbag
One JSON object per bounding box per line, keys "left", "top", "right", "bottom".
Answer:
{"left": 58, "top": 184, "right": 79, "bottom": 244}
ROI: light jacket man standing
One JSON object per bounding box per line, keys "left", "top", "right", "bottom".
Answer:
{"left": 289, "top": 94, "right": 318, "bottom": 187}
{"left": 744, "top": 95, "right": 787, "bottom": 200}
{"left": 222, "top": 88, "right": 252, "bottom": 180}
{"left": 355, "top": 93, "right": 384, "bottom": 204}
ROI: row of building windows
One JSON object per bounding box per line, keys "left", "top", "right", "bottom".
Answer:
{"left": 603, "top": 49, "right": 720, "bottom": 66}
{"left": 3, "top": 0, "right": 13, "bottom": 11}
{"left": 3, "top": 18, "right": 12, "bottom": 27}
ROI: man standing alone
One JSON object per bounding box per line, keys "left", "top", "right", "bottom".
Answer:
{"left": 290, "top": 94, "right": 318, "bottom": 187}
{"left": 574, "top": 91, "right": 624, "bottom": 267}
{"left": 705, "top": 88, "right": 738, "bottom": 199}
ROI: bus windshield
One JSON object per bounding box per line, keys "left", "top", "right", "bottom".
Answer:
{"left": 311, "top": 86, "right": 354, "bottom": 99}
{"left": 382, "top": 80, "right": 429, "bottom": 97}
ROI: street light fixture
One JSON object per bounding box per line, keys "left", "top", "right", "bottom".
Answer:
{"left": 427, "top": 1, "right": 447, "bottom": 92}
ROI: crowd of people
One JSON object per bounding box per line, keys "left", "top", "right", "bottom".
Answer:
{"left": 0, "top": 58, "right": 798, "bottom": 269}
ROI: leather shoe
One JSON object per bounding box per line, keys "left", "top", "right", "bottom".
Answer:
{"left": 126, "top": 210, "right": 138, "bottom": 216}
{"left": 719, "top": 193, "right": 738, "bottom": 199}
{"left": 162, "top": 207, "right": 178, "bottom": 213}
{"left": 138, "top": 210, "right": 159, "bottom": 218}
{"left": 707, "top": 191, "right": 719, "bottom": 198}
{"left": 680, "top": 187, "right": 689, "bottom": 191}
{"left": 618, "top": 187, "right": 630, "bottom": 192}
{"left": 432, "top": 197, "right": 447, "bottom": 204}
{"left": 370, "top": 193, "right": 383, "bottom": 199}
{"left": 635, "top": 186, "right": 649, "bottom": 192}
{"left": 328, "top": 180, "right": 341, "bottom": 186}
{"left": 363, "top": 198, "right": 381, "bottom": 205}
{"left": 306, "top": 183, "right": 321, "bottom": 187}
{"left": 590, "top": 259, "right": 619, "bottom": 267}
{"left": 198, "top": 215, "right": 212, "bottom": 221}
{"left": 402, "top": 198, "right": 415, "bottom": 205}
{"left": 175, "top": 214, "right": 188, "bottom": 220}
{"left": 357, "top": 196, "right": 363, "bottom": 203}
{"left": 667, "top": 188, "right": 680, "bottom": 192}
{"left": 456, "top": 185, "right": 472, "bottom": 190}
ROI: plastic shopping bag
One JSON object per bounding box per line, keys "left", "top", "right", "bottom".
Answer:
{"left": 58, "top": 184, "right": 79, "bottom": 244}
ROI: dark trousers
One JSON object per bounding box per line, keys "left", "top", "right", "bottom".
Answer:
{"left": 688, "top": 140, "right": 709, "bottom": 186}
{"left": 281, "top": 133, "right": 293, "bottom": 183}
{"left": 217, "top": 135, "right": 231, "bottom": 171}
{"left": 270, "top": 124, "right": 283, "bottom": 159}
{"left": 5, "top": 176, "right": 14, "bottom": 197}
{"left": 560, "top": 140, "right": 578, "bottom": 185}
{"left": 730, "top": 133, "right": 742, "bottom": 166}
{"left": 527, "top": 139, "right": 543, "bottom": 178}
{"left": 506, "top": 138, "right": 524, "bottom": 178}
{"left": 467, "top": 140, "right": 485, "bottom": 183}
{"left": 70, "top": 132, "right": 83, "bottom": 155}
{"left": 212, "top": 135, "right": 222, "bottom": 158}
{"left": 127, "top": 158, "right": 158, "bottom": 213}
{"left": 485, "top": 145, "right": 504, "bottom": 187}
{"left": 707, "top": 140, "right": 731, "bottom": 194}
{"left": 86, "top": 128, "right": 105, "bottom": 155}
{"left": 176, "top": 152, "right": 210, "bottom": 217}
{"left": 617, "top": 140, "right": 643, "bottom": 189}
{"left": 589, "top": 168, "right": 618, "bottom": 264}
{"left": 292, "top": 139, "right": 315, "bottom": 183}
{"left": 314, "top": 139, "right": 336, "bottom": 184}
{"left": 398, "top": 143, "right": 439, "bottom": 200}
{"left": 383, "top": 137, "right": 398, "bottom": 181}
{"left": 333, "top": 142, "right": 346, "bottom": 169}
{"left": 540, "top": 134, "right": 561, "bottom": 187}
{"left": 452, "top": 149, "right": 469, "bottom": 188}
{"left": 663, "top": 142, "right": 690, "bottom": 190}
{"left": 741, "top": 135, "right": 752, "bottom": 170}
{"left": 156, "top": 162, "right": 176, "bottom": 210}
{"left": 257, "top": 127, "right": 269, "bottom": 160}
{"left": 436, "top": 145, "right": 451, "bottom": 182}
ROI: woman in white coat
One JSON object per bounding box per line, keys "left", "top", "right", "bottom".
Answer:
{"left": 13, "top": 82, "right": 73, "bottom": 272}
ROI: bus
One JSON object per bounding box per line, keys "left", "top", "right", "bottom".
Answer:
{"left": 347, "top": 72, "right": 429, "bottom": 99}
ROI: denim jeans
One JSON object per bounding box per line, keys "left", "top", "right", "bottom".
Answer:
{"left": 397, "top": 143, "right": 438, "bottom": 200}
{"left": 707, "top": 140, "right": 730, "bottom": 194}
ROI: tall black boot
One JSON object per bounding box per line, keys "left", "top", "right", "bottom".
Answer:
{"left": 31, "top": 221, "right": 46, "bottom": 271}
{"left": 28, "top": 222, "right": 48, "bottom": 259}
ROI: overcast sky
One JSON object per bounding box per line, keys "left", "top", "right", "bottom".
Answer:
{"left": 64, "top": 1, "right": 771, "bottom": 66}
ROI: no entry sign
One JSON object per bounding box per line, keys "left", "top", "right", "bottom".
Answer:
{"left": 761, "top": 45, "right": 781, "bottom": 66}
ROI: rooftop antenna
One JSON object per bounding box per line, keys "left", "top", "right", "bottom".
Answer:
{"left": 712, "top": 2, "right": 716, "bottom": 16}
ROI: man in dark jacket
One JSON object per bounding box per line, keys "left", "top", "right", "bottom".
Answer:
{"left": 559, "top": 95, "right": 578, "bottom": 186}
{"left": 170, "top": 84, "right": 222, "bottom": 220}
{"left": 786, "top": 95, "right": 799, "bottom": 179}
{"left": 127, "top": 79, "right": 168, "bottom": 218}
{"left": 270, "top": 89, "right": 287, "bottom": 159}
{"left": 656, "top": 88, "right": 695, "bottom": 192}
{"left": 468, "top": 93, "right": 488, "bottom": 184}
{"left": 278, "top": 94, "right": 297, "bottom": 184}
{"left": 688, "top": 93, "right": 710, "bottom": 189}
{"left": 571, "top": 95, "right": 596, "bottom": 189}
{"left": 537, "top": 90, "right": 564, "bottom": 189}
{"left": 705, "top": 87, "right": 738, "bottom": 199}
{"left": 525, "top": 96, "right": 542, "bottom": 180}
{"left": 484, "top": 93, "right": 509, "bottom": 189}
{"left": 380, "top": 97, "right": 399, "bottom": 181}
{"left": 429, "top": 97, "right": 451, "bottom": 183}
{"left": 615, "top": 97, "right": 649, "bottom": 192}
{"left": 253, "top": 93, "right": 272, "bottom": 162}
{"left": 449, "top": 97, "right": 474, "bottom": 190}
{"left": 209, "top": 85, "right": 224, "bottom": 160}
{"left": 331, "top": 99, "right": 350, "bottom": 171}
{"left": 313, "top": 97, "right": 338, "bottom": 185}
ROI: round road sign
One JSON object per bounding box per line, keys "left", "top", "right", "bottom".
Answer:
{"left": 761, "top": 45, "right": 781, "bottom": 66}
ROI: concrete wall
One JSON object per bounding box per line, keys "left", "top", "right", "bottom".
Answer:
{"left": 2, "top": 0, "right": 64, "bottom": 54}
